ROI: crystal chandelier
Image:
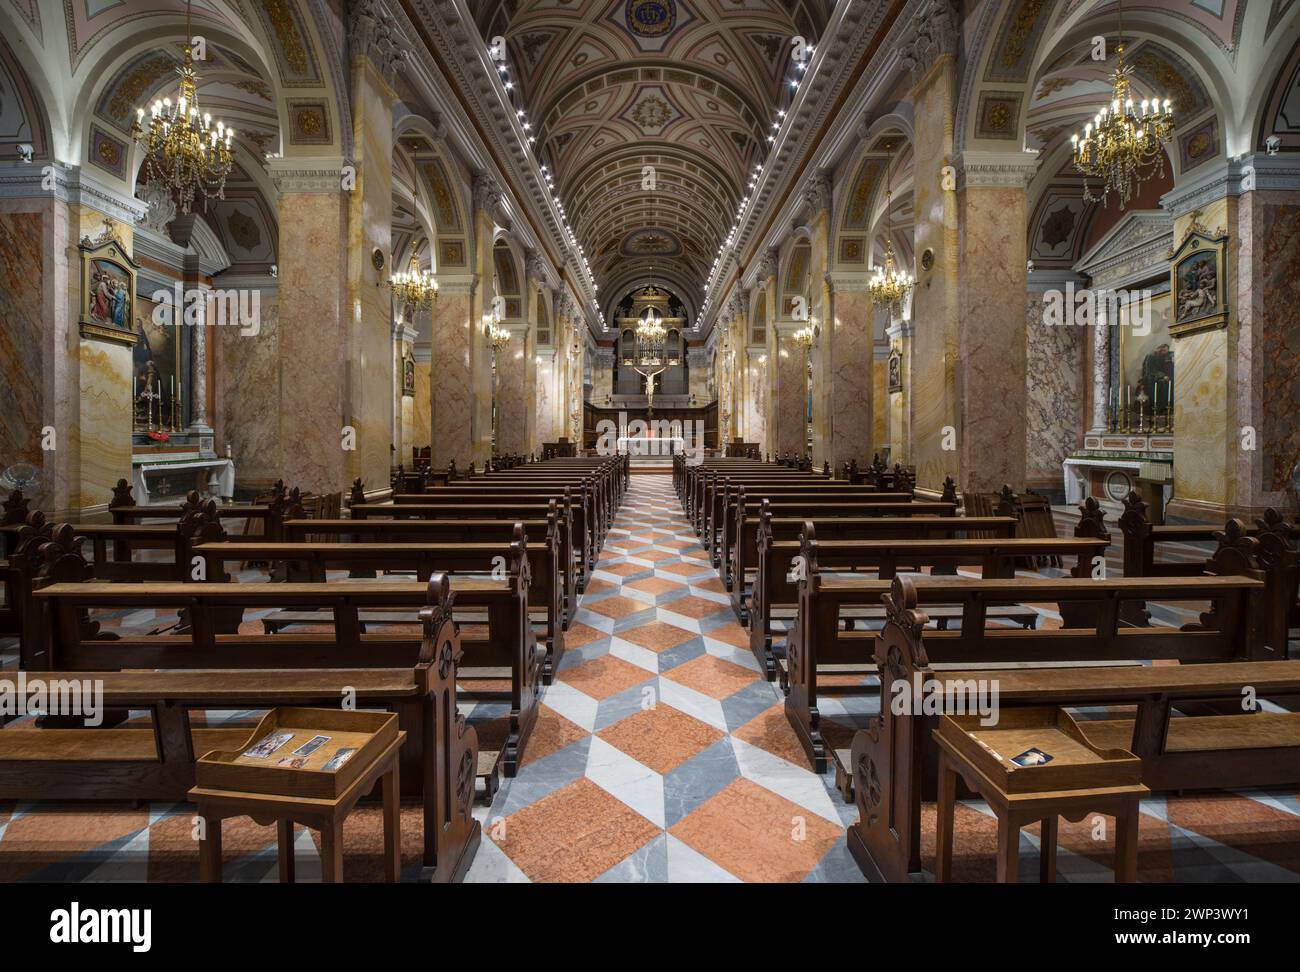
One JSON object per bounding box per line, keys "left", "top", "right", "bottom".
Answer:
{"left": 1070, "top": 4, "right": 1173, "bottom": 207}
{"left": 389, "top": 254, "right": 438, "bottom": 308}
{"left": 791, "top": 325, "right": 816, "bottom": 352}
{"left": 635, "top": 308, "right": 667, "bottom": 344}
{"left": 131, "top": 1, "right": 235, "bottom": 215}
{"left": 869, "top": 168, "right": 914, "bottom": 308}
{"left": 487, "top": 321, "right": 511, "bottom": 350}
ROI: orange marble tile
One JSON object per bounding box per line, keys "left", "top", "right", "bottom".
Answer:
{"left": 692, "top": 577, "right": 728, "bottom": 594}
{"left": 619, "top": 620, "right": 696, "bottom": 653}
{"left": 557, "top": 655, "right": 654, "bottom": 700}
{"left": 0, "top": 806, "right": 148, "bottom": 882}
{"left": 660, "top": 561, "right": 712, "bottom": 577}
{"left": 660, "top": 594, "right": 728, "bottom": 619}
{"left": 664, "top": 654, "right": 758, "bottom": 699}
{"left": 584, "top": 594, "right": 649, "bottom": 618}
{"left": 563, "top": 622, "right": 609, "bottom": 649}
{"left": 597, "top": 705, "right": 724, "bottom": 774}
{"left": 583, "top": 578, "right": 619, "bottom": 594}
{"left": 669, "top": 778, "right": 841, "bottom": 882}
{"left": 631, "top": 548, "right": 675, "bottom": 562}
{"left": 520, "top": 706, "right": 590, "bottom": 766}
{"left": 625, "top": 576, "right": 684, "bottom": 595}
{"left": 493, "top": 778, "right": 659, "bottom": 882}
{"left": 595, "top": 563, "right": 649, "bottom": 579}
{"left": 703, "top": 621, "right": 751, "bottom": 649}
{"left": 732, "top": 703, "right": 807, "bottom": 767}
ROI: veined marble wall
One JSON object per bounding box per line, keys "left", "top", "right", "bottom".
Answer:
{"left": 277, "top": 192, "right": 347, "bottom": 494}
{"left": 745, "top": 349, "right": 767, "bottom": 451}
{"left": 495, "top": 340, "right": 528, "bottom": 456}
{"left": 1170, "top": 198, "right": 1233, "bottom": 518}
{"left": 957, "top": 185, "right": 1029, "bottom": 493}
{"left": 1252, "top": 196, "right": 1300, "bottom": 496}
{"left": 872, "top": 354, "right": 887, "bottom": 456}
{"left": 1025, "top": 291, "right": 1083, "bottom": 495}
{"left": 773, "top": 329, "right": 807, "bottom": 457}
{"left": 431, "top": 290, "right": 474, "bottom": 470}
{"left": 217, "top": 291, "right": 280, "bottom": 484}
{"left": 829, "top": 289, "right": 874, "bottom": 470}
{"left": 908, "top": 60, "right": 960, "bottom": 491}
{"left": 0, "top": 212, "right": 46, "bottom": 474}
{"left": 535, "top": 351, "right": 555, "bottom": 448}
{"left": 412, "top": 352, "right": 432, "bottom": 453}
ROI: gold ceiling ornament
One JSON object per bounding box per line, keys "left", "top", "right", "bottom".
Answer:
{"left": 131, "top": 1, "right": 235, "bottom": 215}
{"left": 869, "top": 153, "right": 915, "bottom": 309}
{"left": 389, "top": 253, "right": 438, "bottom": 308}
{"left": 1070, "top": 2, "right": 1173, "bottom": 207}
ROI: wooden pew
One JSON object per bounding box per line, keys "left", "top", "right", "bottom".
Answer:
{"left": 196, "top": 524, "right": 566, "bottom": 685}
{"left": 0, "top": 575, "right": 480, "bottom": 880}
{"left": 846, "top": 575, "right": 1300, "bottom": 883}
{"left": 283, "top": 514, "right": 576, "bottom": 632}
{"left": 28, "top": 543, "right": 541, "bottom": 780}
{"left": 786, "top": 546, "right": 1268, "bottom": 777}
{"left": 109, "top": 478, "right": 304, "bottom": 540}
{"left": 349, "top": 497, "right": 592, "bottom": 594}
{"left": 742, "top": 509, "right": 1020, "bottom": 675}
{"left": 716, "top": 484, "right": 929, "bottom": 579}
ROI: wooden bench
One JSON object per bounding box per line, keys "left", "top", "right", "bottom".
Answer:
{"left": 196, "top": 525, "right": 567, "bottom": 684}
{"left": 785, "top": 561, "right": 1269, "bottom": 778}
{"left": 847, "top": 575, "right": 1300, "bottom": 883}
{"left": 28, "top": 548, "right": 541, "bottom": 779}
{"left": 0, "top": 575, "right": 479, "bottom": 880}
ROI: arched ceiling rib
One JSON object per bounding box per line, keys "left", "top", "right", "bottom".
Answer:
{"left": 468, "top": 0, "right": 833, "bottom": 306}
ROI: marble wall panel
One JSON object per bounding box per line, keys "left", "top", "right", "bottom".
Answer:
{"left": 217, "top": 292, "right": 280, "bottom": 484}
{"left": 0, "top": 212, "right": 46, "bottom": 474}
{"left": 412, "top": 358, "right": 432, "bottom": 453}
{"left": 745, "top": 351, "right": 766, "bottom": 451}
{"left": 535, "top": 353, "right": 555, "bottom": 449}
{"left": 277, "top": 191, "right": 347, "bottom": 494}
{"left": 829, "top": 290, "right": 874, "bottom": 470}
{"left": 1256, "top": 199, "right": 1300, "bottom": 493}
{"left": 1025, "top": 292, "right": 1083, "bottom": 494}
{"left": 495, "top": 343, "right": 528, "bottom": 456}
{"left": 958, "top": 185, "right": 1028, "bottom": 493}
{"left": 774, "top": 333, "right": 807, "bottom": 457}
{"left": 872, "top": 356, "right": 888, "bottom": 456}
{"left": 432, "top": 292, "right": 474, "bottom": 469}
{"left": 76, "top": 338, "right": 132, "bottom": 510}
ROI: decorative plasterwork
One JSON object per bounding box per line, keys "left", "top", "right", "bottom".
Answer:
{"left": 955, "top": 149, "right": 1041, "bottom": 189}
{"left": 266, "top": 154, "right": 348, "bottom": 193}
{"left": 1074, "top": 208, "right": 1173, "bottom": 290}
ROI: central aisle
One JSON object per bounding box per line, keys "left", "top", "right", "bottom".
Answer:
{"left": 465, "top": 474, "right": 862, "bottom": 882}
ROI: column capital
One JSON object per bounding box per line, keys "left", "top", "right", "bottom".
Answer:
{"left": 348, "top": 0, "right": 408, "bottom": 86}
{"left": 472, "top": 172, "right": 505, "bottom": 216}
{"left": 435, "top": 273, "right": 476, "bottom": 295}
{"left": 756, "top": 248, "right": 779, "bottom": 282}
{"left": 899, "top": 0, "right": 959, "bottom": 86}
{"left": 800, "top": 169, "right": 833, "bottom": 216}
{"left": 268, "top": 155, "right": 348, "bottom": 194}
{"left": 954, "top": 149, "right": 1040, "bottom": 189}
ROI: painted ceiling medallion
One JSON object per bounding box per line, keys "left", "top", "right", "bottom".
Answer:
{"left": 620, "top": 85, "right": 682, "bottom": 135}
{"left": 626, "top": 1, "right": 677, "bottom": 38}
{"left": 622, "top": 229, "right": 682, "bottom": 257}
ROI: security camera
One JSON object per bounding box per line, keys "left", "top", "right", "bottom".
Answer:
{"left": 1266, "top": 135, "right": 1281, "bottom": 156}
{"left": 16, "top": 144, "right": 33, "bottom": 163}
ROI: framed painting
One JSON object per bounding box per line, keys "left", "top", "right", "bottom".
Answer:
{"left": 1119, "top": 291, "right": 1174, "bottom": 415}
{"left": 887, "top": 347, "right": 903, "bottom": 393}
{"left": 1169, "top": 230, "right": 1227, "bottom": 337}
{"left": 79, "top": 234, "right": 139, "bottom": 346}
{"left": 401, "top": 350, "right": 416, "bottom": 397}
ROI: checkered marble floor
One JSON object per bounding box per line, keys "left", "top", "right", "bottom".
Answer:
{"left": 464, "top": 474, "right": 862, "bottom": 883}
{"left": 1, "top": 479, "right": 1298, "bottom": 882}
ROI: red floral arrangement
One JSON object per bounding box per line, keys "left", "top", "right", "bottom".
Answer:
{"left": 147, "top": 431, "right": 170, "bottom": 443}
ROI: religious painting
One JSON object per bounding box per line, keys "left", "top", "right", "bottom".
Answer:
{"left": 133, "top": 287, "right": 190, "bottom": 431}
{"left": 1119, "top": 292, "right": 1174, "bottom": 423}
{"left": 888, "top": 347, "right": 903, "bottom": 393}
{"left": 401, "top": 350, "right": 416, "bottom": 397}
{"left": 1169, "top": 231, "right": 1228, "bottom": 337}
{"left": 79, "top": 234, "right": 138, "bottom": 346}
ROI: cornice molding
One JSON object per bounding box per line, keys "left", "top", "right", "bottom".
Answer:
{"left": 267, "top": 155, "right": 349, "bottom": 194}
{"left": 954, "top": 150, "right": 1041, "bottom": 189}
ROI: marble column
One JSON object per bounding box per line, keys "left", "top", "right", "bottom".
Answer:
{"left": 801, "top": 174, "right": 833, "bottom": 468}
{"left": 905, "top": 49, "right": 960, "bottom": 492}
{"left": 772, "top": 323, "right": 809, "bottom": 458}
{"left": 430, "top": 276, "right": 475, "bottom": 471}
{"left": 494, "top": 322, "right": 529, "bottom": 456}
{"left": 393, "top": 320, "right": 416, "bottom": 465}
{"left": 1229, "top": 154, "right": 1300, "bottom": 518}
{"left": 535, "top": 348, "right": 556, "bottom": 448}
{"left": 887, "top": 312, "right": 913, "bottom": 464}
{"left": 954, "top": 152, "right": 1035, "bottom": 492}
{"left": 745, "top": 346, "right": 768, "bottom": 450}
{"left": 827, "top": 282, "right": 875, "bottom": 471}
{"left": 470, "top": 177, "right": 503, "bottom": 468}
{"left": 1089, "top": 298, "right": 1112, "bottom": 434}
{"left": 591, "top": 348, "right": 614, "bottom": 405}
{"left": 412, "top": 344, "right": 432, "bottom": 451}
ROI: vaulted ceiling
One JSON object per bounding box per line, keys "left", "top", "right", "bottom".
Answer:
{"left": 471, "top": 0, "right": 833, "bottom": 316}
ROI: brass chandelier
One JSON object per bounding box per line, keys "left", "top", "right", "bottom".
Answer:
{"left": 389, "top": 254, "right": 438, "bottom": 309}
{"left": 487, "top": 320, "right": 511, "bottom": 350}
{"left": 1070, "top": 4, "right": 1174, "bottom": 207}
{"left": 868, "top": 162, "right": 914, "bottom": 309}
{"left": 791, "top": 324, "right": 816, "bottom": 352}
{"left": 131, "top": 1, "right": 235, "bottom": 215}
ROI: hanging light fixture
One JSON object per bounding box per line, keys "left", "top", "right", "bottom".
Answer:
{"left": 1070, "top": 0, "right": 1174, "bottom": 207}
{"left": 488, "top": 321, "right": 512, "bottom": 350}
{"left": 791, "top": 325, "right": 816, "bottom": 352}
{"left": 389, "top": 253, "right": 438, "bottom": 308}
{"left": 868, "top": 154, "right": 914, "bottom": 309}
{"left": 132, "top": 1, "right": 235, "bottom": 214}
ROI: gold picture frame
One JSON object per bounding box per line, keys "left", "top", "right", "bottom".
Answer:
{"left": 1168, "top": 230, "right": 1227, "bottom": 338}
{"left": 79, "top": 233, "right": 139, "bottom": 346}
